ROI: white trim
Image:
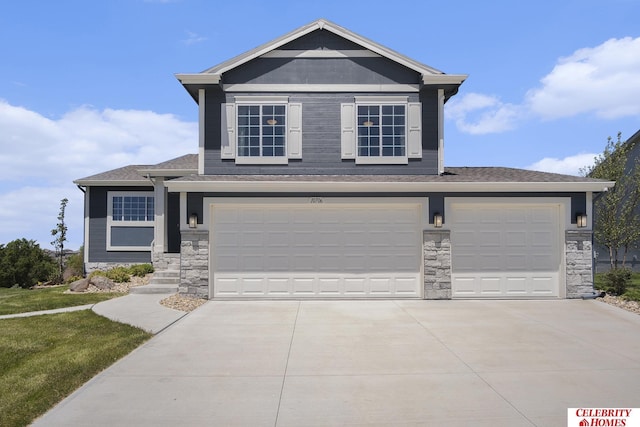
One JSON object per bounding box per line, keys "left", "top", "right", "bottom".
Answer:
{"left": 198, "top": 89, "right": 205, "bottom": 174}
{"left": 422, "top": 75, "right": 468, "bottom": 85}
{"left": 355, "top": 156, "right": 408, "bottom": 165}
{"left": 585, "top": 192, "right": 593, "bottom": 230}
{"left": 166, "top": 179, "right": 616, "bottom": 194}
{"left": 179, "top": 192, "right": 187, "bottom": 232}
{"left": 262, "top": 49, "right": 381, "bottom": 58}
{"left": 234, "top": 156, "right": 288, "bottom": 165}
{"left": 175, "top": 73, "right": 221, "bottom": 85}
{"left": 106, "top": 191, "right": 155, "bottom": 251}
{"left": 234, "top": 95, "right": 289, "bottom": 104}
{"left": 73, "top": 180, "right": 150, "bottom": 187}
{"left": 203, "top": 196, "right": 429, "bottom": 231}
{"left": 153, "top": 178, "right": 166, "bottom": 253}
{"left": 437, "top": 89, "right": 444, "bottom": 175}
{"left": 223, "top": 84, "right": 420, "bottom": 92}
{"left": 355, "top": 96, "right": 408, "bottom": 103}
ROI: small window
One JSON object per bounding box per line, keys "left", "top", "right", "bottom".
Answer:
{"left": 112, "top": 195, "right": 155, "bottom": 221}
{"left": 106, "top": 192, "right": 154, "bottom": 251}
{"left": 237, "top": 105, "right": 286, "bottom": 157}
{"left": 357, "top": 105, "right": 406, "bottom": 158}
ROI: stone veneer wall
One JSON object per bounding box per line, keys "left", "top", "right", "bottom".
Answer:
{"left": 565, "top": 230, "right": 594, "bottom": 298}
{"left": 179, "top": 230, "right": 210, "bottom": 298}
{"left": 423, "top": 230, "right": 452, "bottom": 299}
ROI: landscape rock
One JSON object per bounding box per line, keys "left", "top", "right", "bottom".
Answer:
{"left": 68, "top": 277, "right": 90, "bottom": 292}
{"left": 90, "top": 276, "right": 115, "bottom": 290}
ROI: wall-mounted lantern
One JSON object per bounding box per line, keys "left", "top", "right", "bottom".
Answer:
{"left": 189, "top": 213, "right": 198, "bottom": 229}
{"left": 576, "top": 214, "right": 587, "bottom": 228}
{"left": 433, "top": 213, "right": 443, "bottom": 228}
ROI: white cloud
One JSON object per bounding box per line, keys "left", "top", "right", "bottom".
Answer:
{"left": 450, "top": 37, "right": 640, "bottom": 134}
{"left": 527, "top": 37, "right": 640, "bottom": 120}
{"left": 0, "top": 100, "right": 197, "bottom": 248}
{"left": 183, "top": 31, "right": 207, "bottom": 46}
{"left": 525, "top": 152, "right": 598, "bottom": 176}
{"left": 445, "top": 93, "right": 521, "bottom": 135}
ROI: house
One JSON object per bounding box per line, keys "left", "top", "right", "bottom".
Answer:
{"left": 593, "top": 129, "right": 640, "bottom": 272}
{"left": 74, "top": 19, "right": 613, "bottom": 300}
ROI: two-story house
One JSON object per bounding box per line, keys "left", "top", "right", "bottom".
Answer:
{"left": 75, "top": 19, "right": 613, "bottom": 300}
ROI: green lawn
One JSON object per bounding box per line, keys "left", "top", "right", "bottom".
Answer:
{"left": 0, "top": 310, "right": 151, "bottom": 427}
{"left": 594, "top": 271, "right": 640, "bottom": 301}
{"left": 0, "top": 286, "right": 124, "bottom": 315}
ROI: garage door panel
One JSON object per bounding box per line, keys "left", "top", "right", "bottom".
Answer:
{"left": 451, "top": 203, "right": 561, "bottom": 298}
{"left": 212, "top": 203, "right": 422, "bottom": 299}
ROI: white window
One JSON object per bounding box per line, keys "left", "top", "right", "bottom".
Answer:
{"left": 221, "top": 96, "right": 302, "bottom": 164}
{"left": 106, "top": 192, "right": 154, "bottom": 251}
{"left": 357, "top": 105, "right": 406, "bottom": 158}
{"left": 341, "top": 98, "right": 422, "bottom": 164}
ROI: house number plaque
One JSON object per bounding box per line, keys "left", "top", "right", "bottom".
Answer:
{"left": 310, "top": 197, "right": 323, "bottom": 204}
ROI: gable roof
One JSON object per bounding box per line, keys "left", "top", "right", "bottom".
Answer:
{"left": 176, "top": 18, "right": 467, "bottom": 90}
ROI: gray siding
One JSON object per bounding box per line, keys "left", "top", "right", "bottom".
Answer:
{"left": 110, "top": 226, "right": 154, "bottom": 247}
{"left": 224, "top": 57, "right": 419, "bottom": 85}
{"left": 204, "top": 91, "right": 439, "bottom": 175}
{"left": 280, "top": 29, "right": 367, "bottom": 51}
{"left": 87, "top": 186, "right": 152, "bottom": 263}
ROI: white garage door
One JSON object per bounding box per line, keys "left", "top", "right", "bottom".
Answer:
{"left": 450, "top": 202, "right": 561, "bottom": 298}
{"left": 211, "top": 203, "right": 422, "bottom": 299}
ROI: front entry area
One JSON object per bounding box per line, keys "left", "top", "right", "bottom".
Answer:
{"left": 209, "top": 201, "right": 423, "bottom": 299}
{"left": 449, "top": 200, "right": 563, "bottom": 298}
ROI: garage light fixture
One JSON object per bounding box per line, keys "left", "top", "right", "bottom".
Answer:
{"left": 433, "top": 213, "right": 443, "bottom": 228}
{"left": 189, "top": 213, "right": 198, "bottom": 229}
{"left": 576, "top": 214, "right": 587, "bottom": 228}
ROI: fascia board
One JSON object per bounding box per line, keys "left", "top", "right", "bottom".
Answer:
{"left": 165, "top": 180, "right": 616, "bottom": 193}
{"left": 175, "top": 73, "right": 221, "bottom": 85}
{"left": 422, "top": 74, "right": 468, "bottom": 85}
{"left": 73, "top": 180, "right": 152, "bottom": 187}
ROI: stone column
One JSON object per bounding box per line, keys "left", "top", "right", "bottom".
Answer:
{"left": 565, "top": 230, "right": 594, "bottom": 298}
{"left": 180, "top": 230, "right": 209, "bottom": 298}
{"left": 423, "top": 230, "right": 452, "bottom": 299}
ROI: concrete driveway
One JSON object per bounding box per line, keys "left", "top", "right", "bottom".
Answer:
{"left": 34, "top": 300, "right": 640, "bottom": 426}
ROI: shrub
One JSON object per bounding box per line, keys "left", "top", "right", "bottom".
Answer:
{"left": 621, "top": 288, "right": 640, "bottom": 302}
{"left": 129, "top": 264, "right": 154, "bottom": 277}
{"left": 64, "top": 275, "right": 83, "bottom": 285}
{"left": 0, "top": 239, "right": 57, "bottom": 288}
{"left": 603, "top": 267, "right": 632, "bottom": 296}
{"left": 65, "top": 248, "right": 84, "bottom": 277}
{"left": 89, "top": 267, "right": 130, "bottom": 283}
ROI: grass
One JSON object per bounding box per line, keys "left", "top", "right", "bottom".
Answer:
{"left": 594, "top": 271, "right": 640, "bottom": 302}
{"left": 0, "top": 286, "right": 124, "bottom": 315}
{"left": 0, "top": 310, "right": 151, "bottom": 427}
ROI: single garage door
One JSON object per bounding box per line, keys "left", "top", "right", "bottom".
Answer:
{"left": 211, "top": 203, "right": 422, "bottom": 298}
{"left": 450, "top": 202, "right": 561, "bottom": 298}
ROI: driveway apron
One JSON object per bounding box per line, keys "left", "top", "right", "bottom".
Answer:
{"left": 32, "top": 300, "right": 640, "bottom": 426}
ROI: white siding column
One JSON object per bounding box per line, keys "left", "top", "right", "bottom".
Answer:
{"left": 437, "top": 89, "right": 445, "bottom": 175}
{"left": 198, "top": 88, "right": 205, "bottom": 174}
{"left": 153, "top": 177, "right": 166, "bottom": 253}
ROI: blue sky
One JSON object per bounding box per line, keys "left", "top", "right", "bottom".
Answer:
{"left": 1, "top": 0, "right": 639, "bottom": 250}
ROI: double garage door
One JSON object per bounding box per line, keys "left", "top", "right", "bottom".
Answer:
{"left": 211, "top": 203, "right": 423, "bottom": 298}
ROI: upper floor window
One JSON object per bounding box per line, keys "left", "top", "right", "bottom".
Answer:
{"left": 341, "top": 97, "right": 422, "bottom": 164}
{"left": 238, "top": 105, "right": 286, "bottom": 157}
{"left": 357, "top": 105, "right": 405, "bottom": 158}
{"left": 221, "top": 96, "right": 302, "bottom": 164}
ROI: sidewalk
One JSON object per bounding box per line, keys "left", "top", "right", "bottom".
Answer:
{"left": 0, "top": 294, "right": 189, "bottom": 334}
